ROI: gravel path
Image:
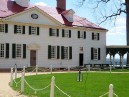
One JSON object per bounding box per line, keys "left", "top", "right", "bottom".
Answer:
{"left": 0, "top": 73, "right": 26, "bottom": 97}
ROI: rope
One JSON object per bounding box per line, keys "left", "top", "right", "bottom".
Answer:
{"left": 55, "top": 84, "right": 71, "bottom": 97}
{"left": 99, "top": 92, "right": 109, "bottom": 97}
{"left": 13, "top": 79, "right": 21, "bottom": 87}
{"left": 114, "top": 93, "right": 118, "bottom": 97}
{"left": 24, "top": 79, "right": 50, "bottom": 92}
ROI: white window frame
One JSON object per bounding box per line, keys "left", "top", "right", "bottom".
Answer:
{"left": 64, "top": 30, "right": 69, "bottom": 37}
{"left": 51, "top": 46, "right": 57, "bottom": 59}
{"left": 51, "top": 29, "right": 57, "bottom": 36}
{"left": 80, "top": 31, "right": 84, "bottom": 38}
{"left": 93, "top": 48, "right": 98, "bottom": 60}
{"left": 16, "top": 44, "right": 22, "bottom": 58}
{"left": 0, "top": 24, "right": 5, "bottom": 32}
{"left": 64, "top": 47, "right": 69, "bottom": 59}
{"left": 0, "top": 44, "right": 5, "bottom": 58}
{"left": 16, "top": 25, "right": 23, "bottom": 34}
{"left": 31, "top": 27, "right": 37, "bottom": 35}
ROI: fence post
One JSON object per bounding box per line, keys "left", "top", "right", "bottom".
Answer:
{"left": 15, "top": 64, "right": 17, "bottom": 79}
{"left": 10, "top": 68, "right": 13, "bottom": 86}
{"left": 50, "top": 65, "right": 53, "bottom": 74}
{"left": 23, "top": 66, "right": 25, "bottom": 75}
{"left": 108, "top": 84, "right": 113, "bottom": 97}
{"left": 50, "top": 76, "right": 55, "bottom": 97}
{"left": 36, "top": 65, "right": 38, "bottom": 75}
{"left": 110, "top": 65, "right": 112, "bottom": 73}
{"left": 21, "top": 72, "right": 25, "bottom": 93}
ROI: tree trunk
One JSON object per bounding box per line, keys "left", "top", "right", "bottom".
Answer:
{"left": 126, "top": 0, "right": 129, "bottom": 65}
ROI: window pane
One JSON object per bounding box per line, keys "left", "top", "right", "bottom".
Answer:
{"left": 93, "top": 48, "right": 98, "bottom": 60}
{"left": 51, "top": 29, "right": 57, "bottom": 36}
{"left": 64, "top": 47, "right": 68, "bottom": 59}
{"left": 0, "top": 44, "right": 5, "bottom": 58}
{"left": 16, "top": 44, "right": 22, "bottom": 58}
{"left": 64, "top": 30, "right": 69, "bottom": 37}
{"left": 0, "top": 24, "right": 5, "bottom": 32}
{"left": 17, "top": 26, "right": 22, "bottom": 34}
{"left": 51, "top": 46, "right": 56, "bottom": 58}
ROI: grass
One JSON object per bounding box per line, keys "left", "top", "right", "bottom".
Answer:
{"left": 12, "top": 72, "right": 129, "bottom": 97}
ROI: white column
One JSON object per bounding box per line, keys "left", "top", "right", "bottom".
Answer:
{"left": 50, "top": 76, "right": 55, "bottom": 97}
{"left": 113, "top": 56, "right": 115, "bottom": 68}
{"left": 108, "top": 84, "right": 113, "bottom": 97}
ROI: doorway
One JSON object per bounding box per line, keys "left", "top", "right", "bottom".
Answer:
{"left": 30, "top": 50, "right": 36, "bottom": 66}
{"left": 79, "top": 54, "right": 84, "bottom": 66}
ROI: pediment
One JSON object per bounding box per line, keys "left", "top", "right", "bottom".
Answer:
{"left": 4, "top": 7, "right": 61, "bottom": 26}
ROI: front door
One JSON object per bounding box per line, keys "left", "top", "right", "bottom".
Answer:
{"left": 30, "top": 50, "right": 36, "bottom": 66}
{"left": 79, "top": 54, "right": 84, "bottom": 66}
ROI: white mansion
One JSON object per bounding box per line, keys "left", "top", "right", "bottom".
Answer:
{"left": 0, "top": 0, "right": 107, "bottom": 68}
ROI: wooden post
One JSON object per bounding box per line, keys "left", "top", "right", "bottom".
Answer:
{"left": 15, "top": 64, "right": 17, "bottom": 79}
{"left": 21, "top": 72, "right": 25, "bottom": 93}
{"left": 36, "top": 65, "right": 38, "bottom": 75}
{"left": 108, "top": 84, "right": 113, "bottom": 97}
{"left": 10, "top": 68, "right": 13, "bottom": 86}
{"left": 50, "top": 76, "right": 55, "bottom": 97}
{"left": 23, "top": 66, "right": 25, "bottom": 76}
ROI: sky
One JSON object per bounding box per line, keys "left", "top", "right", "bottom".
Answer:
{"left": 30, "top": 0, "right": 126, "bottom": 46}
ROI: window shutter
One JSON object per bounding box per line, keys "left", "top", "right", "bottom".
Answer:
{"left": 98, "top": 48, "right": 100, "bottom": 60}
{"left": 12, "top": 44, "right": 16, "bottom": 58}
{"left": 61, "top": 46, "right": 64, "bottom": 59}
{"left": 37, "top": 27, "right": 39, "bottom": 35}
{"left": 98, "top": 33, "right": 100, "bottom": 40}
{"left": 92, "top": 33, "right": 94, "bottom": 40}
{"left": 49, "top": 28, "right": 52, "bottom": 36}
{"left": 6, "top": 43, "right": 9, "bottom": 58}
{"left": 14, "top": 25, "right": 17, "bottom": 34}
{"left": 29, "top": 26, "right": 31, "bottom": 35}
{"left": 69, "top": 46, "right": 72, "bottom": 59}
{"left": 84, "top": 31, "right": 86, "bottom": 39}
{"left": 78, "top": 31, "right": 80, "bottom": 38}
{"left": 22, "top": 26, "right": 25, "bottom": 34}
{"left": 23, "top": 44, "right": 26, "bottom": 59}
{"left": 62, "top": 29, "right": 64, "bottom": 37}
{"left": 69, "top": 30, "right": 71, "bottom": 38}
{"left": 57, "top": 29, "right": 59, "bottom": 37}
{"left": 91, "top": 48, "right": 93, "bottom": 60}
{"left": 5, "top": 24, "right": 8, "bottom": 33}
{"left": 57, "top": 46, "right": 60, "bottom": 59}
{"left": 48, "top": 45, "right": 51, "bottom": 59}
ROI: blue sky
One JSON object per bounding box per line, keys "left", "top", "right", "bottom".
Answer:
{"left": 30, "top": 0, "right": 126, "bottom": 46}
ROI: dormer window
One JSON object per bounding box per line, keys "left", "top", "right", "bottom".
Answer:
{"left": 61, "top": 9, "right": 75, "bottom": 22}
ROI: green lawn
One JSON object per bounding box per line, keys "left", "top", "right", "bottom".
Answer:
{"left": 12, "top": 72, "right": 129, "bottom": 97}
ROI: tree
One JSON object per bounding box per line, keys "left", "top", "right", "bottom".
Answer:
{"left": 78, "top": 0, "right": 129, "bottom": 64}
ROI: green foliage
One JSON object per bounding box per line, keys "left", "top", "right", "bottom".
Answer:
{"left": 12, "top": 72, "right": 129, "bottom": 97}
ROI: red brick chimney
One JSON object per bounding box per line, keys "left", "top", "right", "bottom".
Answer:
{"left": 57, "top": 0, "right": 66, "bottom": 10}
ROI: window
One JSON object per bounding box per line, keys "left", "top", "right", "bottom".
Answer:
{"left": 14, "top": 25, "right": 25, "bottom": 34}
{"left": 16, "top": 44, "right": 22, "bottom": 58}
{"left": 51, "top": 46, "right": 56, "bottom": 59}
{"left": 0, "top": 24, "right": 8, "bottom": 33}
{"left": 61, "top": 46, "right": 72, "bottom": 60}
{"left": 49, "top": 28, "right": 59, "bottom": 37}
{"left": 93, "top": 48, "right": 98, "bottom": 60}
{"left": 0, "top": 44, "right": 5, "bottom": 58}
{"left": 0, "top": 43, "right": 9, "bottom": 58}
{"left": 92, "top": 33, "right": 100, "bottom": 40}
{"left": 64, "top": 47, "right": 68, "bottom": 59}
{"left": 78, "top": 31, "right": 86, "bottom": 39}
{"left": 62, "top": 29, "right": 71, "bottom": 38}
{"left": 29, "top": 26, "right": 39, "bottom": 35}
{"left": 91, "top": 48, "right": 100, "bottom": 60}
{"left": 12, "top": 44, "right": 26, "bottom": 59}
{"left": 48, "top": 45, "right": 60, "bottom": 59}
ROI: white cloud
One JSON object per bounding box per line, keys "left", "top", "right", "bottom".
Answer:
{"left": 108, "top": 17, "right": 126, "bottom": 35}
{"left": 35, "top": 2, "right": 47, "bottom": 6}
